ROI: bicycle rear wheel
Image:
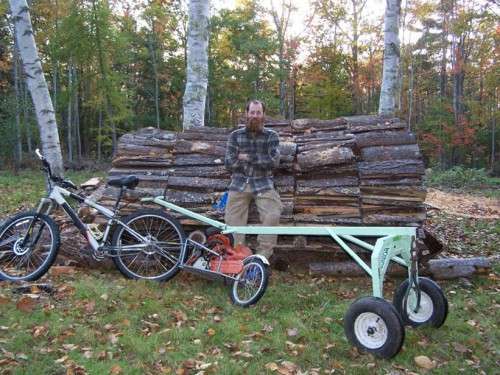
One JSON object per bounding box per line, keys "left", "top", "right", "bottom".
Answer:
{"left": 111, "top": 209, "right": 186, "bottom": 281}
{"left": 0, "top": 211, "right": 60, "bottom": 281}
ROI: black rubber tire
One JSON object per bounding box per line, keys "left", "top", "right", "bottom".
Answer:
{"left": 111, "top": 209, "right": 186, "bottom": 281}
{"left": 0, "top": 211, "right": 60, "bottom": 282}
{"left": 344, "top": 296, "right": 405, "bottom": 359}
{"left": 393, "top": 277, "right": 448, "bottom": 328}
{"left": 230, "top": 258, "right": 269, "bottom": 307}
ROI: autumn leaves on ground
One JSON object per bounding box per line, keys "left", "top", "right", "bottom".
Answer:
{"left": 0, "top": 170, "right": 499, "bottom": 375}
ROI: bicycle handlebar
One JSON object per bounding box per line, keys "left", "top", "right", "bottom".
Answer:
{"left": 34, "top": 149, "right": 78, "bottom": 190}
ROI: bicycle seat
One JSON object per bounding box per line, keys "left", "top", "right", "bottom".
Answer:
{"left": 107, "top": 175, "right": 139, "bottom": 189}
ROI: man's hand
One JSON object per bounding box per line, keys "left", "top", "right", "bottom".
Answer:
{"left": 237, "top": 153, "right": 250, "bottom": 161}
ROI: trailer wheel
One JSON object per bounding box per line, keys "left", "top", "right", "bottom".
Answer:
{"left": 344, "top": 297, "right": 405, "bottom": 359}
{"left": 393, "top": 277, "right": 448, "bottom": 328}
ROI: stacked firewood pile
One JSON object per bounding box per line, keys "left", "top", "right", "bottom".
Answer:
{"left": 87, "top": 115, "right": 430, "bottom": 263}
{"left": 105, "top": 116, "right": 425, "bottom": 227}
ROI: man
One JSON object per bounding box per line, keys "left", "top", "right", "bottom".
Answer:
{"left": 224, "top": 100, "right": 282, "bottom": 262}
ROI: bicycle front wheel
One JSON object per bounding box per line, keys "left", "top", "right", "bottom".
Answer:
{"left": 0, "top": 211, "right": 60, "bottom": 281}
{"left": 230, "top": 258, "right": 269, "bottom": 307}
{"left": 111, "top": 209, "right": 186, "bottom": 281}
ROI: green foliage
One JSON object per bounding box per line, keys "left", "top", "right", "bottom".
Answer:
{"left": 296, "top": 47, "right": 354, "bottom": 118}
{"left": 426, "top": 167, "right": 494, "bottom": 189}
{"left": 208, "top": 1, "right": 280, "bottom": 124}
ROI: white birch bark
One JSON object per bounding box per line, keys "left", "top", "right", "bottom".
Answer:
{"left": 378, "top": 0, "right": 401, "bottom": 117}
{"left": 182, "top": 0, "right": 209, "bottom": 129}
{"left": 9, "top": 0, "right": 64, "bottom": 176}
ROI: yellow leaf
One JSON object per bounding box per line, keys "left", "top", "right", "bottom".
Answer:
{"left": 414, "top": 355, "right": 436, "bottom": 369}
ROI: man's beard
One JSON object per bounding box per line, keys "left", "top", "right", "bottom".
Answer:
{"left": 246, "top": 118, "right": 264, "bottom": 134}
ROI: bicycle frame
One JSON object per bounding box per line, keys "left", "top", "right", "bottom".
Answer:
{"left": 36, "top": 185, "right": 150, "bottom": 255}
{"left": 142, "top": 195, "right": 418, "bottom": 299}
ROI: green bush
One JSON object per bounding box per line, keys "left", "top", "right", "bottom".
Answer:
{"left": 426, "top": 167, "right": 491, "bottom": 188}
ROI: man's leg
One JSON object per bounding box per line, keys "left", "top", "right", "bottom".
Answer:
{"left": 224, "top": 186, "right": 253, "bottom": 245}
{"left": 254, "top": 188, "right": 282, "bottom": 259}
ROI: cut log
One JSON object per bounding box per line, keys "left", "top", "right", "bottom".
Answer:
{"left": 358, "top": 159, "right": 425, "bottom": 179}
{"left": 425, "top": 257, "right": 492, "bottom": 279}
{"left": 297, "top": 147, "right": 354, "bottom": 170}
{"left": 355, "top": 130, "right": 416, "bottom": 148}
{"left": 361, "top": 144, "right": 421, "bottom": 161}
{"left": 309, "top": 257, "right": 492, "bottom": 279}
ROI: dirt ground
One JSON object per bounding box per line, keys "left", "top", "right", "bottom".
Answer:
{"left": 425, "top": 188, "right": 500, "bottom": 219}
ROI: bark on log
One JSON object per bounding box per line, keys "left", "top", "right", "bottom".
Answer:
{"left": 78, "top": 115, "right": 438, "bottom": 270}
{"left": 309, "top": 257, "right": 492, "bottom": 279}
{"left": 297, "top": 147, "right": 354, "bottom": 170}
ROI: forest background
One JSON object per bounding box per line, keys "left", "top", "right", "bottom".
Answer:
{"left": 0, "top": 0, "right": 498, "bottom": 173}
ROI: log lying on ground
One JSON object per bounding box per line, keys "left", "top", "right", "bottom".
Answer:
{"left": 309, "top": 257, "right": 493, "bottom": 279}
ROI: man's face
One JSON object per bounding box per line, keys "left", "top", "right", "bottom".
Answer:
{"left": 246, "top": 102, "right": 264, "bottom": 133}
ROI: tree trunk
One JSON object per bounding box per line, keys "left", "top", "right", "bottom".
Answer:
{"left": 97, "top": 107, "right": 102, "bottom": 162}
{"left": 9, "top": 0, "right": 64, "bottom": 176}
{"left": 74, "top": 66, "right": 81, "bottom": 161}
{"left": 13, "top": 35, "right": 22, "bottom": 168}
{"left": 23, "top": 82, "right": 32, "bottom": 153}
{"left": 350, "top": 0, "right": 361, "bottom": 114}
{"left": 147, "top": 34, "right": 160, "bottom": 129}
{"left": 67, "top": 62, "right": 73, "bottom": 164}
{"left": 182, "top": 0, "right": 209, "bottom": 129}
{"left": 378, "top": 0, "right": 401, "bottom": 117}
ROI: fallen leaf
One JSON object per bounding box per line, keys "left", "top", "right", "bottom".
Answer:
{"left": 32, "top": 325, "right": 48, "bottom": 338}
{"left": 84, "top": 301, "right": 96, "bottom": 313}
{"left": 109, "top": 334, "right": 119, "bottom": 345}
{"left": 109, "top": 364, "right": 122, "bottom": 374}
{"left": 16, "top": 296, "right": 37, "bottom": 313}
{"left": 55, "top": 355, "right": 68, "bottom": 364}
{"left": 50, "top": 266, "right": 76, "bottom": 276}
{"left": 265, "top": 362, "right": 279, "bottom": 371}
{"left": 262, "top": 324, "right": 273, "bottom": 333}
{"left": 286, "top": 328, "right": 298, "bottom": 337}
{"left": 278, "top": 360, "right": 298, "bottom": 375}
{"left": 414, "top": 355, "right": 435, "bottom": 370}
{"left": 453, "top": 342, "right": 469, "bottom": 354}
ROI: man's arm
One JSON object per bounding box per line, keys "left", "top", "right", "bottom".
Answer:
{"left": 252, "top": 131, "right": 280, "bottom": 170}
{"left": 224, "top": 131, "right": 243, "bottom": 172}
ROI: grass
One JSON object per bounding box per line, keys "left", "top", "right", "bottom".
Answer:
{"left": 425, "top": 167, "right": 500, "bottom": 199}
{"left": 0, "top": 269, "right": 498, "bottom": 374}
{"left": 0, "top": 169, "right": 106, "bottom": 217}
{"left": 0, "top": 170, "right": 499, "bottom": 374}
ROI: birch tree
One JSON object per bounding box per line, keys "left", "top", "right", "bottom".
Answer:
{"left": 9, "top": 0, "right": 64, "bottom": 176}
{"left": 182, "top": 0, "right": 209, "bottom": 129}
{"left": 378, "top": 0, "right": 401, "bottom": 116}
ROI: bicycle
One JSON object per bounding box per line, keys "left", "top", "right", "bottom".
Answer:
{"left": 0, "top": 149, "right": 269, "bottom": 307}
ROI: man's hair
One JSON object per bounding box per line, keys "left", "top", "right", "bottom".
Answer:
{"left": 245, "top": 99, "right": 266, "bottom": 114}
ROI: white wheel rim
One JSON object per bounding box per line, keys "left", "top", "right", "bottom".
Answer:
{"left": 232, "top": 262, "right": 265, "bottom": 305}
{"left": 406, "top": 290, "right": 434, "bottom": 323}
{"left": 354, "top": 312, "right": 388, "bottom": 349}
